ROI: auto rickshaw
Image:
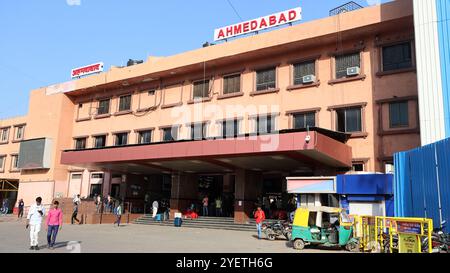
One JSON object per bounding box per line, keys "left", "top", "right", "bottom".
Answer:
{"left": 291, "top": 206, "right": 359, "bottom": 251}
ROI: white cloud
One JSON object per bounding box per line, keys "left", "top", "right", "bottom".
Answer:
{"left": 66, "top": 0, "right": 81, "bottom": 6}
{"left": 366, "top": 0, "right": 381, "bottom": 5}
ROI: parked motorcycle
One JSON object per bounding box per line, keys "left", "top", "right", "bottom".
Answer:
{"left": 422, "top": 221, "right": 449, "bottom": 253}
{"left": 262, "top": 221, "right": 292, "bottom": 241}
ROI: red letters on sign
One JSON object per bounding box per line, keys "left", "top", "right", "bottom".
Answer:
{"left": 289, "top": 10, "right": 297, "bottom": 21}
{"left": 260, "top": 18, "right": 268, "bottom": 28}
{"left": 250, "top": 20, "right": 258, "bottom": 31}
{"left": 217, "top": 29, "right": 225, "bottom": 39}
{"left": 243, "top": 22, "right": 250, "bottom": 32}
{"left": 278, "top": 13, "right": 287, "bottom": 24}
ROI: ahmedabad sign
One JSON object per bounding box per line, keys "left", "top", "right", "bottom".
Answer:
{"left": 71, "top": 62, "right": 104, "bottom": 79}
{"left": 214, "top": 7, "right": 302, "bottom": 41}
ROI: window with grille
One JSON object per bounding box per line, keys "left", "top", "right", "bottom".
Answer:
{"left": 138, "top": 130, "right": 152, "bottom": 144}
{"left": 74, "top": 138, "right": 87, "bottom": 150}
{"left": 293, "top": 61, "right": 316, "bottom": 85}
{"left": 293, "top": 112, "right": 316, "bottom": 129}
{"left": 352, "top": 162, "right": 365, "bottom": 172}
{"left": 118, "top": 95, "right": 132, "bottom": 112}
{"left": 335, "top": 52, "right": 360, "bottom": 79}
{"left": 193, "top": 80, "right": 210, "bottom": 99}
{"left": 222, "top": 119, "right": 239, "bottom": 138}
{"left": 15, "top": 126, "right": 25, "bottom": 140}
{"left": 162, "top": 127, "right": 178, "bottom": 142}
{"left": 389, "top": 101, "right": 409, "bottom": 128}
{"left": 256, "top": 68, "right": 276, "bottom": 91}
{"left": 336, "top": 107, "right": 362, "bottom": 133}
{"left": 223, "top": 74, "right": 241, "bottom": 94}
{"left": 98, "top": 99, "right": 110, "bottom": 115}
{"left": 382, "top": 42, "right": 413, "bottom": 72}
{"left": 0, "top": 156, "right": 5, "bottom": 172}
{"left": 256, "top": 115, "right": 276, "bottom": 134}
{"left": 114, "top": 133, "right": 128, "bottom": 146}
{"left": 11, "top": 155, "right": 19, "bottom": 170}
{"left": 190, "top": 123, "right": 207, "bottom": 140}
{"left": 94, "top": 135, "right": 107, "bottom": 148}
{"left": 0, "top": 128, "right": 9, "bottom": 142}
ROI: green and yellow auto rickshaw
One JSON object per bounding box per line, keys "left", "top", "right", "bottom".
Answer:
{"left": 291, "top": 206, "right": 359, "bottom": 251}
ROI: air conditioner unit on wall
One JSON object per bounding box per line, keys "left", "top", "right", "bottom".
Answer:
{"left": 347, "top": 66, "right": 360, "bottom": 76}
{"left": 302, "top": 75, "right": 316, "bottom": 84}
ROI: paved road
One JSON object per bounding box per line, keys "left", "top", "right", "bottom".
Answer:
{"left": 0, "top": 217, "right": 345, "bottom": 253}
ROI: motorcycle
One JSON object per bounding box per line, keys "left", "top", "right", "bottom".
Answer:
{"left": 422, "top": 221, "right": 449, "bottom": 253}
{"left": 262, "top": 221, "right": 292, "bottom": 241}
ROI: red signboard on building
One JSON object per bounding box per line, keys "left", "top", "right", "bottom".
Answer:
{"left": 214, "top": 7, "right": 302, "bottom": 41}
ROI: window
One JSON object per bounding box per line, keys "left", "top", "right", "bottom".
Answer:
{"left": 71, "top": 173, "right": 82, "bottom": 180}
{"left": 256, "top": 68, "right": 276, "bottom": 91}
{"left": 74, "top": 138, "right": 87, "bottom": 150}
{"left": 91, "top": 173, "right": 104, "bottom": 179}
{"left": 293, "top": 112, "right": 315, "bottom": 129}
{"left": 0, "top": 156, "right": 5, "bottom": 172}
{"left": 89, "top": 184, "right": 102, "bottom": 198}
{"left": 148, "top": 90, "right": 156, "bottom": 96}
{"left": 256, "top": 115, "right": 276, "bottom": 134}
{"left": 97, "top": 99, "right": 110, "bottom": 115}
{"left": 162, "top": 127, "right": 178, "bottom": 142}
{"left": 335, "top": 52, "right": 360, "bottom": 79}
{"left": 193, "top": 80, "right": 210, "bottom": 99}
{"left": 14, "top": 126, "right": 25, "bottom": 140}
{"left": 94, "top": 135, "right": 107, "bottom": 148}
{"left": 114, "top": 133, "right": 128, "bottom": 146}
{"left": 382, "top": 42, "right": 412, "bottom": 72}
{"left": 293, "top": 61, "right": 316, "bottom": 85}
{"left": 336, "top": 107, "right": 362, "bottom": 133}
{"left": 138, "top": 130, "right": 152, "bottom": 144}
{"left": 118, "top": 95, "right": 132, "bottom": 112}
{"left": 190, "top": 123, "right": 207, "bottom": 140}
{"left": 389, "top": 101, "right": 409, "bottom": 128}
{"left": 352, "top": 162, "right": 365, "bottom": 172}
{"left": 222, "top": 119, "right": 240, "bottom": 138}
{"left": 0, "top": 128, "right": 9, "bottom": 142}
{"left": 223, "top": 74, "right": 241, "bottom": 94}
{"left": 11, "top": 155, "right": 19, "bottom": 171}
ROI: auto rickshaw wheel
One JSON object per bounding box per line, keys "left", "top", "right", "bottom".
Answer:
{"left": 267, "top": 234, "right": 276, "bottom": 241}
{"left": 345, "top": 242, "right": 359, "bottom": 252}
{"left": 293, "top": 239, "right": 305, "bottom": 250}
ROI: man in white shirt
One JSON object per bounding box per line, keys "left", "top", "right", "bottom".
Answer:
{"left": 152, "top": 200, "right": 159, "bottom": 218}
{"left": 26, "top": 197, "right": 46, "bottom": 251}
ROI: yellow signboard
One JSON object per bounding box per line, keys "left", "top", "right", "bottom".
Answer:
{"left": 398, "top": 234, "right": 420, "bottom": 253}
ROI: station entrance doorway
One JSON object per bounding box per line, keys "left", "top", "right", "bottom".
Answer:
{"left": 0, "top": 180, "right": 19, "bottom": 214}
{"left": 197, "top": 175, "right": 235, "bottom": 218}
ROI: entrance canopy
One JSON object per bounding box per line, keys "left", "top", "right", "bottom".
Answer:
{"left": 61, "top": 129, "right": 352, "bottom": 174}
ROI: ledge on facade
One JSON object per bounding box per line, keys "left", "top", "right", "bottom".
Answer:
{"left": 328, "top": 75, "right": 366, "bottom": 85}
{"left": 349, "top": 132, "right": 369, "bottom": 139}
{"left": 161, "top": 102, "right": 183, "bottom": 109}
{"left": 378, "top": 128, "right": 420, "bottom": 136}
{"left": 376, "top": 67, "right": 416, "bottom": 77}
{"left": 94, "top": 114, "right": 111, "bottom": 120}
{"left": 286, "top": 82, "right": 320, "bottom": 91}
{"left": 136, "top": 106, "right": 157, "bottom": 113}
{"left": 113, "top": 110, "right": 133, "bottom": 117}
{"left": 217, "top": 92, "right": 244, "bottom": 100}
{"left": 11, "top": 139, "right": 23, "bottom": 143}
{"left": 0, "top": 141, "right": 9, "bottom": 145}
{"left": 75, "top": 117, "right": 92, "bottom": 122}
{"left": 249, "top": 88, "right": 280, "bottom": 96}
{"left": 187, "top": 97, "right": 213, "bottom": 104}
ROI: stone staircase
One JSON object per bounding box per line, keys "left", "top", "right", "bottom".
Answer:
{"left": 134, "top": 215, "right": 281, "bottom": 232}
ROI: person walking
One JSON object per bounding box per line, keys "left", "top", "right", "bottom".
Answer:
{"left": 254, "top": 206, "right": 266, "bottom": 240}
{"left": 71, "top": 196, "right": 80, "bottom": 225}
{"left": 152, "top": 200, "right": 159, "bottom": 218}
{"left": 95, "top": 195, "right": 102, "bottom": 213}
{"left": 114, "top": 201, "right": 122, "bottom": 227}
{"left": 26, "top": 197, "right": 46, "bottom": 250}
{"left": 108, "top": 195, "right": 114, "bottom": 213}
{"left": 46, "top": 200, "right": 63, "bottom": 250}
{"left": 18, "top": 199, "right": 25, "bottom": 218}
{"left": 215, "top": 197, "right": 222, "bottom": 217}
{"left": 202, "top": 196, "right": 209, "bottom": 217}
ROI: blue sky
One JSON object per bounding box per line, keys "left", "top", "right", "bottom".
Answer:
{"left": 0, "top": 0, "right": 389, "bottom": 119}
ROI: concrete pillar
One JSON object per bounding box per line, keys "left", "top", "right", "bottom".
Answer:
{"left": 234, "top": 169, "right": 261, "bottom": 224}
{"left": 170, "top": 173, "right": 198, "bottom": 218}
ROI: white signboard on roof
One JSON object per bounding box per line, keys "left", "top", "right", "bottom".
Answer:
{"left": 214, "top": 7, "right": 302, "bottom": 41}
